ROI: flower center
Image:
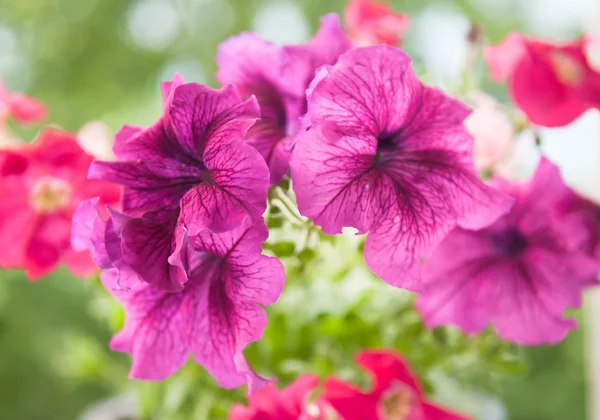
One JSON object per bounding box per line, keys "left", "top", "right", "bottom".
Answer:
{"left": 377, "top": 383, "right": 417, "bottom": 420}
{"left": 375, "top": 132, "right": 398, "bottom": 162}
{"left": 29, "top": 176, "right": 72, "bottom": 213}
{"left": 492, "top": 226, "right": 528, "bottom": 257}
{"left": 550, "top": 51, "right": 585, "bottom": 87}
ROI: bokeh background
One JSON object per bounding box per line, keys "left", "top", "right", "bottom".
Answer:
{"left": 1, "top": 0, "right": 599, "bottom": 419}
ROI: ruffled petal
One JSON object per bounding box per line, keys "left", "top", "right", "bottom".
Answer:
{"left": 120, "top": 211, "right": 188, "bottom": 292}
{"left": 306, "top": 44, "right": 420, "bottom": 136}
{"left": 179, "top": 139, "right": 269, "bottom": 235}
{"left": 169, "top": 83, "right": 260, "bottom": 155}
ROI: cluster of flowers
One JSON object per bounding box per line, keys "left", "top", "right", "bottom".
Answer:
{"left": 2, "top": 0, "right": 600, "bottom": 417}
{"left": 230, "top": 349, "right": 469, "bottom": 420}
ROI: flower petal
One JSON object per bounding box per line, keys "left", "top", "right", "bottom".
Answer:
{"left": 355, "top": 349, "right": 423, "bottom": 396}
{"left": 179, "top": 139, "right": 269, "bottom": 235}
{"left": 306, "top": 44, "right": 420, "bottom": 136}
{"left": 120, "top": 211, "right": 188, "bottom": 292}
{"left": 484, "top": 32, "right": 527, "bottom": 82}
{"left": 169, "top": 83, "right": 260, "bottom": 156}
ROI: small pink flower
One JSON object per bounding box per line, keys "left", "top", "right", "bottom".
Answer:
{"left": 0, "top": 80, "right": 47, "bottom": 125}
{"left": 464, "top": 91, "right": 513, "bottom": 171}
{"left": 0, "top": 129, "right": 119, "bottom": 280}
{"left": 485, "top": 33, "right": 600, "bottom": 127}
{"left": 322, "top": 349, "right": 471, "bottom": 420}
{"left": 229, "top": 375, "right": 331, "bottom": 420}
{"left": 417, "top": 158, "right": 600, "bottom": 345}
{"left": 344, "top": 0, "right": 410, "bottom": 47}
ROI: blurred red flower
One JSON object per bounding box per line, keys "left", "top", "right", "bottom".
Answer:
{"left": 322, "top": 349, "right": 471, "bottom": 420}
{"left": 485, "top": 33, "right": 600, "bottom": 127}
{"left": 0, "top": 129, "right": 119, "bottom": 279}
{"left": 344, "top": 0, "right": 410, "bottom": 46}
{"left": 229, "top": 375, "right": 331, "bottom": 420}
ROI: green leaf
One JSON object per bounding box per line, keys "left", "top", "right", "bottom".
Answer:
{"left": 298, "top": 248, "right": 317, "bottom": 264}
{"left": 270, "top": 241, "right": 296, "bottom": 257}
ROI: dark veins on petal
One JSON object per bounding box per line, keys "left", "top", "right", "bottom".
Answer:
{"left": 492, "top": 226, "right": 528, "bottom": 257}
{"left": 253, "top": 81, "right": 289, "bottom": 134}
{"left": 160, "top": 124, "right": 207, "bottom": 171}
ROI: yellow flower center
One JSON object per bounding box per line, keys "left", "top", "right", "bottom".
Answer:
{"left": 30, "top": 176, "right": 72, "bottom": 213}
{"left": 550, "top": 51, "right": 585, "bottom": 87}
{"left": 378, "top": 383, "right": 416, "bottom": 420}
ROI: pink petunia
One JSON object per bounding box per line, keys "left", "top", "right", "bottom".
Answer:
{"left": 85, "top": 76, "right": 270, "bottom": 291}
{"left": 0, "top": 129, "right": 119, "bottom": 280}
{"left": 344, "top": 0, "right": 410, "bottom": 47}
{"left": 485, "top": 33, "right": 600, "bottom": 127}
{"left": 229, "top": 375, "right": 331, "bottom": 420}
{"left": 0, "top": 79, "right": 47, "bottom": 124}
{"left": 100, "top": 218, "right": 284, "bottom": 391}
{"left": 290, "top": 45, "right": 512, "bottom": 292}
{"left": 416, "top": 158, "right": 600, "bottom": 345}
{"left": 216, "top": 14, "right": 350, "bottom": 184}
{"left": 464, "top": 91, "right": 513, "bottom": 172}
{"left": 322, "top": 349, "right": 471, "bottom": 420}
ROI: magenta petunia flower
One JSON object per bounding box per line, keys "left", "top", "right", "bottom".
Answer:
{"left": 0, "top": 129, "right": 119, "bottom": 280}
{"left": 344, "top": 0, "right": 411, "bottom": 47}
{"left": 290, "top": 45, "right": 512, "bottom": 291}
{"left": 229, "top": 375, "right": 330, "bottom": 420}
{"left": 322, "top": 349, "right": 471, "bottom": 420}
{"left": 416, "top": 158, "right": 600, "bottom": 345}
{"left": 86, "top": 76, "right": 270, "bottom": 291}
{"left": 485, "top": 33, "right": 600, "bottom": 127}
{"left": 216, "top": 14, "right": 350, "bottom": 184}
{"left": 99, "top": 217, "right": 284, "bottom": 391}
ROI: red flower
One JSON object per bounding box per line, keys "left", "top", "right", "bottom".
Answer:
{"left": 0, "top": 129, "right": 119, "bottom": 279}
{"left": 322, "top": 350, "right": 470, "bottom": 420}
{"left": 485, "top": 33, "right": 600, "bottom": 127}
{"left": 344, "top": 0, "right": 410, "bottom": 47}
{"left": 0, "top": 80, "right": 47, "bottom": 125}
{"left": 229, "top": 375, "right": 331, "bottom": 420}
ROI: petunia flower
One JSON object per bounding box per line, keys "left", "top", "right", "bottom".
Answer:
{"left": 100, "top": 217, "right": 284, "bottom": 391}
{"left": 0, "top": 79, "right": 47, "bottom": 125}
{"left": 0, "top": 129, "right": 119, "bottom": 280}
{"left": 290, "top": 45, "right": 512, "bottom": 291}
{"left": 216, "top": 14, "right": 351, "bottom": 184}
{"left": 464, "top": 91, "right": 513, "bottom": 172}
{"left": 322, "top": 349, "right": 471, "bottom": 420}
{"left": 416, "top": 158, "right": 600, "bottom": 345}
{"left": 229, "top": 374, "right": 333, "bottom": 420}
{"left": 485, "top": 33, "right": 600, "bottom": 127}
{"left": 86, "top": 76, "right": 270, "bottom": 291}
{"left": 344, "top": 0, "right": 411, "bottom": 47}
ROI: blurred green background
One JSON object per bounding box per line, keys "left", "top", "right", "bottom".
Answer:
{"left": 0, "top": 0, "right": 593, "bottom": 419}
